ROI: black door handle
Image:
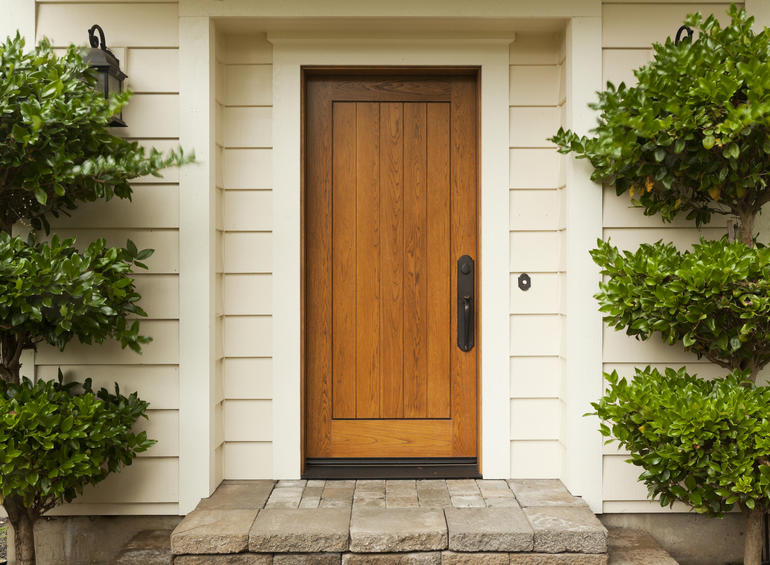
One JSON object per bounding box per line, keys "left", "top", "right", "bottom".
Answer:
{"left": 457, "top": 255, "right": 474, "bottom": 352}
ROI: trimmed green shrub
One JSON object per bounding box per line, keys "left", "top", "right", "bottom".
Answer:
{"left": 0, "top": 33, "right": 191, "bottom": 234}
{"left": 593, "top": 238, "right": 770, "bottom": 380}
{"left": 551, "top": 6, "right": 770, "bottom": 244}
{"left": 0, "top": 373, "right": 154, "bottom": 514}
{"left": 594, "top": 367, "right": 770, "bottom": 515}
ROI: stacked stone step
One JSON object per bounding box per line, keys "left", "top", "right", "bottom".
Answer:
{"left": 170, "top": 479, "right": 611, "bottom": 564}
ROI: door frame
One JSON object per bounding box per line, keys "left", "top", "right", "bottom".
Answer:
{"left": 270, "top": 36, "right": 513, "bottom": 479}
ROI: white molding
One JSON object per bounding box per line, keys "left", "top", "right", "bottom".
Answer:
{"left": 563, "top": 16, "right": 604, "bottom": 513}
{"left": 178, "top": 16, "right": 217, "bottom": 514}
{"left": 270, "top": 36, "right": 512, "bottom": 479}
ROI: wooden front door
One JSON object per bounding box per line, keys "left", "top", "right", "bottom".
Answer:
{"left": 304, "top": 71, "right": 478, "bottom": 461}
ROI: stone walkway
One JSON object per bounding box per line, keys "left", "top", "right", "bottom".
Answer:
{"left": 171, "top": 479, "right": 609, "bottom": 564}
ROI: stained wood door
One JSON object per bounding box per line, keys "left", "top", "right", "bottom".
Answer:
{"left": 305, "top": 72, "right": 478, "bottom": 459}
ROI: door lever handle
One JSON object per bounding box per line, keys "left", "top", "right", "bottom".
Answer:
{"left": 457, "top": 255, "right": 475, "bottom": 352}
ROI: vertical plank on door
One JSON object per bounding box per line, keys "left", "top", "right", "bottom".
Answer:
{"left": 332, "top": 102, "right": 357, "bottom": 419}
{"left": 379, "top": 103, "right": 405, "bottom": 419}
{"left": 450, "top": 77, "right": 478, "bottom": 455}
{"left": 404, "top": 102, "right": 428, "bottom": 418}
{"left": 306, "top": 80, "right": 333, "bottom": 454}
{"left": 356, "top": 102, "right": 381, "bottom": 418}
{"left": 426, "top": 103, "right": 451, "bottom": 419}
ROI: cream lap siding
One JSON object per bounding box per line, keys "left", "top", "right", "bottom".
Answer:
{"left": 218, "top": 32, "right": 274, "bottom": 479}
{"left": 600, "top": 1, "right": 739, "bottom": 513}
{"left": 34, "top": 0, "right": 181, "bottom": 515}
{"left": 508, "top": 32, "right": 566, "bottom": 479}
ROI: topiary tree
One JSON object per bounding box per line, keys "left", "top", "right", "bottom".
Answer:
{"left": 552, "top": 5, "right": 770, "bottom": 246}
{"left": 592, "top": 238, "right": 770, "bottom": 382}
{"left": 552, "top": 6, "right": 770, "bottom": 565}
{"left": 0, "top": 33, "right": 192, "bottom": 564}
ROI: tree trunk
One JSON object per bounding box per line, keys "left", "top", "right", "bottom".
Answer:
{"left": 4, "top": 496, "right": 37, "bottom": 565}
{"left": 739, "top": 212, "right": 755, "bottom": 248}
{"left": 743, "top": 508, "right": 764, "bottom": 565}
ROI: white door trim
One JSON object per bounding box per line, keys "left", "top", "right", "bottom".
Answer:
{"left": 270, "top": 36, "right": 513, "bottom": 479}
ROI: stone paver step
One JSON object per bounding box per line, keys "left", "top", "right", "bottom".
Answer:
{"left": 249, "top": 508, "right": 350, "bottom": 552}
{"left": 349, "top": 508, "right": 447, "bottom": 552}
{"left": 169, "top": 478, "right": 610, "bottom": 563}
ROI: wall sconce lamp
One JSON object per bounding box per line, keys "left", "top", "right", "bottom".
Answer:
{"left": 84, "top": 24, "right": 127, "bottom": 127}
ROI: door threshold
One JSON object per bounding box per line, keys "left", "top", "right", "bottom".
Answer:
{"left": 302, "top": 458, "right": 481, "bottom": 479}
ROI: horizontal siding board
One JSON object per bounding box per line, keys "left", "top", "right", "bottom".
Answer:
{"left": 510, "top": 149, "right": 562, "bottom": 189}
{"left": 602, "top": 362, "right": 727, "bottom": 381}
{"left": 224, "top": 358, "right": 273, "bottom": 399}
{"left": 127, "top": 48, "right": 179, "bottom": 93}
{"left": 510, "top": 272, "right": 561, "bottom": 314}
{"left": 510, "top": 440, "right": 562, "bottom": 479}
{"left": 602, "top": 48, "right": 652, "bottom": 88}
{"left": 132, "top": 140, "right": 182, "bottom": 184}
{"left": 120, "top": 94, "right": 179, "bottom": 138}
{"left": 224, "top": 274, "right": 272, "bottom": 315}
{"left": 224, "top": 65, "right": 272, "bottom": 106}
{"left": 603, "top": 186, "right": 694, "bottom": 228}
{"left": 36, "top": 320, "right": 179, "bottom": 365}
{"left": 224, "top": 442, "right": 272, "bottom": 479}
{"left": 509, "top": 66, "right": 560, "bottom": 106}
{"left": 75, "top": 458, "right": 178, "bottom": 504}
{"left": 509, "top": 107, "right": 559, "bottom": 148}
{"left": 510, "top": 356, "right": 562, "bottom": 399}
{"left": 603, "top": 454, "right": 649, "bottom": 501}
{"left": 135, "top": 409, "right": 179, "bottom": 457}
{"left": 131, "top": 274, "right": 179, "bottom": 319}
{"left": 511, "top": 398, "right": 561, "bottom": 440}
{"left": 602, "top": 3, "right": 736, "bottom": 48}
{"left": 510, "top": 189, "right": 562, "bottom": 231}
{"left": 37, "top": 3, "right": 179, "bottom": 47}
{"left": 224, "top": 316, "right": 272, "bottom": 357}
{"left": 510, "top": 231, "right": 563, "bottom": 271}
{"left": 510, "top": 315, "right": 562, "bottom": 356}
{"left": 47, "top": 502, "right": 179, "bottom": 517}
{"left": 224, "top": 190, "right": 272, "bottom": 231}
{"left": 223, "top": 149, "right": 273, "bottom": 189}
{"left": 223, "top": 107, "right": 272, "bottom": 147}
{"left": 602, "top": 500, "right": 694, "bottom": 514}
{"left": 49, "top": 185, "right": 178, "bottom": 229}
{"left": 224, "top": 232, "right": 272, "bottom": 273}
{"left": 603, "top": 326, "right": 699, "bottom": 364}
{"left": 38, "top": 365, "right": 179, "bottom": 409}
{"left": 50, "top": 229, "right": 179, "bottom": 274}
{"left": 224, "top": 399, "right": 272, "bottom": 441}
{"left": 604, "top": 227, "right": 727, "bottom": 250}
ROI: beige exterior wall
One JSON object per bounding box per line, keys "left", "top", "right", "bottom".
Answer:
{"left": 508, "top": 32, "right": 567, "bottom": 479}
{"left": 599, "top": 1, "right": 740, "bottom": 513}
{"left": 12, "top": 0, "right": 766, "bottom": 517}
{"left": 34, "top": 0, "right": 181, "bottom": 515}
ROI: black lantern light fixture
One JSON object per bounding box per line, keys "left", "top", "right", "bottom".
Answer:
{"left": 84, "top": 24, "right": 127, "bottom": 127}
